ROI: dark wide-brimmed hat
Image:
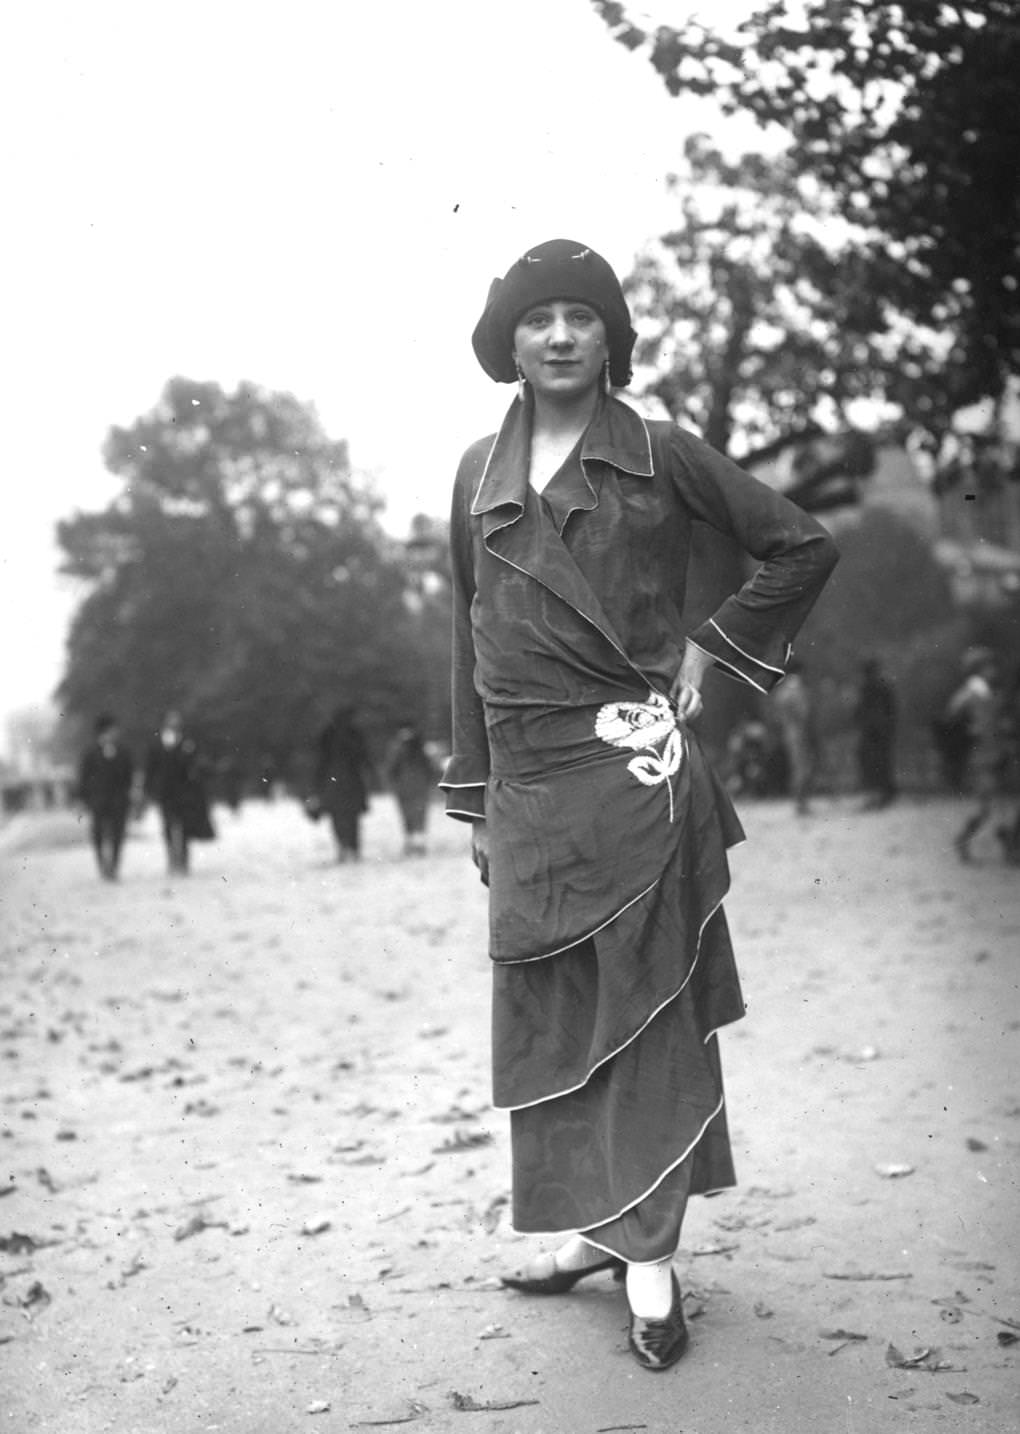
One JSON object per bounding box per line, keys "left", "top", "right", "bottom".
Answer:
{"left": 471, "top": 239, "right": 636, "bottom": 387}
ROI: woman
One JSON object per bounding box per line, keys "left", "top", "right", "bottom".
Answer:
{"left": 384, "top": 725, "right": 438, "bottom": 856}
{"left": 144, "top": 710, "right": 214, "bottom": 874}
{"left": 854, "top": 656, "right": 898, "bottom": 809}
{"left": 315, "top": 705, "right": 373, "bottom": 862}
{"left": 441, "top": 239, "right": 838, "bottom": 1371}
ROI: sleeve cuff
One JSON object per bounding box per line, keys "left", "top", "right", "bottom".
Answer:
{"left": 439, "top": 753, "right": 487, "bottom": 820}
{"left": 689, "top": 619, "right": 792, "bottom": 695}
{"left": 440, "top": 783, "right": 486, "bottom": 822}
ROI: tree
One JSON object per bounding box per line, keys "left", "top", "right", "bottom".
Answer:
{"left": 625, "top": 134, "right": 907, "bottom": 457}
{"left": 592, "top": 0, "right": 1019, "bottom": 411}
{"left": 57, "top": 378, "right": 437, "bottom": 780}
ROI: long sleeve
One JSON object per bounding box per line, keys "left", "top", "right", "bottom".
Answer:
{"left": 440, "top": 463, "right": 490, "bottom": 821}
{"left": 669, "top": 427, "right": 839, "bottom": 693}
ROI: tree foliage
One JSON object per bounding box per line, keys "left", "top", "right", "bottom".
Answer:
{"left": 592, "top": 0, "right": 1019, "bottom": 409}
{"left": 625, "top": 135, "right": 921, "bottom": 455}
{"left": 57, "top": 378, "right": 444, "bottom": 778}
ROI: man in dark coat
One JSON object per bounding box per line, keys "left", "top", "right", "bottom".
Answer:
{"left": 854, "top": 657, "right": 898, "bottom": 809}
{"left": 316, "top": 706, "right": 374, "bottom": 861}
{"left": 144, "top": 711, "right": 213, "bottom": 874}
{"left": 78, "top": 713, "right": 135, "bottom": 879}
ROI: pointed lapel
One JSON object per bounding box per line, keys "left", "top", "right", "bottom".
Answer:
{"left": 471, "top": 397, "right": 656, "bottom": 673}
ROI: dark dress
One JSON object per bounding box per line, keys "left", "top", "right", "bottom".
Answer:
{"left": 144, "top": 734, "right": 213, "bottom": 872}
{"left": 385, "top": 732, "right": 437, "bottom": 842}
{"left": 855, "top": 670, "right": 897, "bottom": 804}
{"left": 78, "top": 739, "right": 134, "bottom": 877}
{"left": 316, "top": 714, "right": 372, "bottom": 857}
{"left": 441, "top": 395, "right": 838, "bottom": 1262}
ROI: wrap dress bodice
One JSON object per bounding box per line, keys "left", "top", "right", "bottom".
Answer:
{"left": 442, "top": 395, "right": 838, "bottom": 966}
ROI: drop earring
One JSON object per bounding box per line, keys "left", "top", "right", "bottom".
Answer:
{"left": 515, "top": 359, "right": 527, "bottom": 402}
{"left": 603, "top": 358, "right": 613, "bottom": 396}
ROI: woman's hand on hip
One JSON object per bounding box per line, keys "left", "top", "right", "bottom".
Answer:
{"left": 670, "top": 641, "right": 713, "bottom": 724}
{"left": 470, "top": 819, "right": 490, "bottom": 887}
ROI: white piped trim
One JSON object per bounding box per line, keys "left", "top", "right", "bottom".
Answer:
{"left": 496, "top": 877, "right": 660, "bottom": 966}
{"left": 708, "top": 618, "right": 785, "bottom": 674}
{"left": 514, "top": 1091, "right": 727, "bottom": 1245}
{"left": 496, "top": 885, "right": 727, "bottom": 1108}
{"left": 702, "top": 649, "right": 770, "bottom": 696}
{"left": 470, "top": 410, "right": 519, "bottom": 516}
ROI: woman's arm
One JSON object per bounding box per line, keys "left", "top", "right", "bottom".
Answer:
{"left": 439, "top": 460, "right": 491, "bottom": 822}
{"left": 669, "top": 427, "right": 839, "bottom": 693}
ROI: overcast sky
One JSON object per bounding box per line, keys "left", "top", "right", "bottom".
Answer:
{"left": 1, "top": 0, "right": 761, "bottom": 751}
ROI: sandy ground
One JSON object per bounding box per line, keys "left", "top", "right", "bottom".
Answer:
{"left": 1, "top": 791, "right": 1018, "bottom": 1434}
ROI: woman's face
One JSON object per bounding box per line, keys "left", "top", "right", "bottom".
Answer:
{"left": 512, "top": 300, "right": 607, "bottom": 400}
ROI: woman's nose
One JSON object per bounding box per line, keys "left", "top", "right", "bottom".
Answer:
{"left": 548, "top": 315, "right": 574, "bottom": 345}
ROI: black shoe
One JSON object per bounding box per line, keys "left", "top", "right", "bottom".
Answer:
{"left": 628, "top": 1270, "right": 689, "bottom": 1371}
{"left": 500, "top": 1252, "right": 626, "bottom": 1295}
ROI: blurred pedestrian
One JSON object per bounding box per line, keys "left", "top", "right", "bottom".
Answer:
{"left": 770, "top": 658, "right": 816, "bottom": 815}
{"left": 442, "top": 238, "right": 837, "bottom": 1371}
{"left": 315, "top": 706, "right": 373, "bottom": 862}
{"left": 77, "top": 713, "right": 134, "bottom": 879}
{"left": 724, "top": 718, "right": 783, "bottom": 799}
{"left": 144, "top": 711, "right": 214, "bottom": 874}
{"left": 383, "top": 725, "right": 437, "bottom": 856}
{"left": 996, "top": 666, "right": 1020, "bottom": 865}
{"left": 947, "top": 649, "right": 1004, "bottom": 862}
{"left": 854, "top": 656, "right": 897, "bottom": 809}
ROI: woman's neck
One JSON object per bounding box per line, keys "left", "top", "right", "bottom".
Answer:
{"left": 529, "top": 386, "right": 601, "bottom": 440}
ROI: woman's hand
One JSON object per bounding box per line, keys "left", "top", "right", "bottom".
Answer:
{"left": 670, "top": 641, "right": 713, "bottom": 724}
{"left": 470, "top": 819, "right": 490, "bottom": 887}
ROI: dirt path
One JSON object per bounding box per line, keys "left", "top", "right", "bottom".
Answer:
{"left": 1, "top": 794, "right": 1017, "bottom": 1432}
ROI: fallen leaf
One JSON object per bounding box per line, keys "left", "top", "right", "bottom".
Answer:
{"left": 449, "top": 1390, "right": 539, "bottom": 1412}
{"left": 997, "top": 1331, "right": 1019, "bottom": 1347}
{"left": 478, "top": 1323, "right": 510, "bottom": 1340}
{"left": 16, "top": 1281, "right": 51, "bottom": 1311}
{"left": 300, "top": 1216, "right": 332, "bottom": 1236}
{"left": 432, "top": 1130, "right": 492, "bottom": 1155}
{"left": 306, "top": 1401, "right": 331, "bottom": 1415}
{"left": 884, "top": 1343, "right": 959, "bottom": 1372}
{"left": 820, "top": 1329, "right": 868, "bottom": 1341}
{"left": 753, "top": 1302, "right": 774, "bottom": 1319}
{"left": 0, "top": 1233, "right": 45, "bottom": 1255}
{"left": 479, "top": 1195, "right": 509, "bottom": 1234}
{"left": 824, "top": 1269, "right": 912, "bottom": 1282}
{"left": 349, "top": 1401, "right": 429, "bottom": 1427}
{"left": 690, "top": 1242, "right": 738, "bottom": 1257}
{"left": 173, "top": 1214, "right": 228, "bottom": 1242}
{"left": 874, "top": 1163, "right": 915, "bottom": 1179}
{"left": 965, "top": 1137, "right": 988, "bottom": 1152}
{"left": 946, "top": 1392, "right": 980, "bottom": 1405}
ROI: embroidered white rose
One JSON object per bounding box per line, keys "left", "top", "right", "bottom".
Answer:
{"left": 594, "top": 691, "right": 684, "bottom": 822}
